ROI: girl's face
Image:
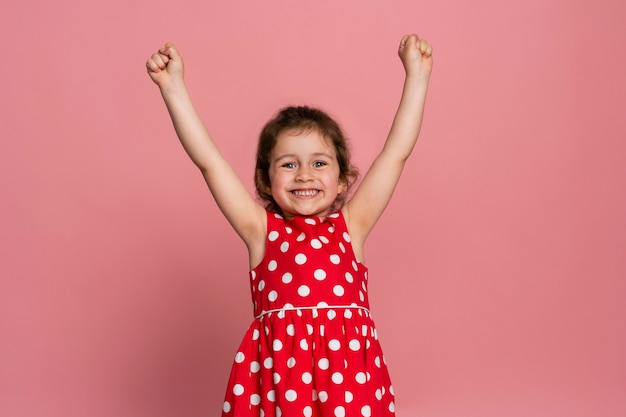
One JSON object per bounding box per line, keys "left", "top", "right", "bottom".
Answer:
{"left": 268, "top": 130, "right": 345, "bottom": 219}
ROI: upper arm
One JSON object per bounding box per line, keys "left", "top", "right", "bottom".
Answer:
{"left": 200, "top": 156, "right": 267, "bottom": 250}
{"left": 344, "top": 148, "right": 407, "bottom": 246}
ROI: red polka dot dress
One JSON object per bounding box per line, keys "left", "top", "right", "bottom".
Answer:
{"left": 221, "top": 211, "right": 396, "bottom": 417}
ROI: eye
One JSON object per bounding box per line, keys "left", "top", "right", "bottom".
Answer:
{"left": 281, "top": 162, "right": 296, "bottom": 169}
{"left": 313, "top": 161, "right": 327, "bottom": 168}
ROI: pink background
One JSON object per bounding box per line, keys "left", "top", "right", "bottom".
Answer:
{"left": 2, "top": 0, "right": 625, "bottom": 416}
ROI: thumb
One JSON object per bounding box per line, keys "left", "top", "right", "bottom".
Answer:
{"left": 161, "top": 42, "right": 182, "bottom": 62}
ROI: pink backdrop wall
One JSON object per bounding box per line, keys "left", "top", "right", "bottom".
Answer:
{"left": 2, "top": 1, "right": 625, "bottom": 416}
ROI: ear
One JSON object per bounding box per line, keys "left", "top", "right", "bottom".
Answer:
{"left": 337, "top": 177, "right": 347, "bottom": 194}
{"left": 255, "top": 169, "right": 272, "bottom": 194}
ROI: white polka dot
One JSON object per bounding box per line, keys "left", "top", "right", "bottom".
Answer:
{"left": 296, "top": 232, "right": 306, "bottom": 241}
{"left": 310, "top": 238, "right": 322, "bottom": 249}
{"left": 223, "top": 401, "right": 231, "bottom": 413}
{"left": 359, "top": 291, "right": 365, "bottom": 302}
{"left": 267, "top": 390, "right": 276, "bottom": 402}
{"left": 318, "top": 391, "right": 328, "bottom": 403}
{"left": 251, "top": 394, "right": 261, "bottom": 405}
{"left": 375, "top": 389, "right": 382, "bottom": 400}
{"left": 332, "top": 372, "right": 343, "bottom": 384}
{"left": 235, "top": 352, "right": 245, "bottom": 363}
{"left": 314, "top": 269, "right": 327, "bottom": 280}
{"left": 276, "top": 406, "right": 281, "bottom": 417}
{"left": 282, "top": 272, "right": 293, "bottom": 283}
{"left": 344, "top": 309, "right": 353, "bottom": 319}
{"left": 250, "top": 271, "right": 256, "bottom": 280}
{"left": 328, "top": 339, "right": 341, "bottom": 351}
{"left": 306, "top": 323, "right": 314, "bottom": 334}
{"left": 343, "top": 232, "right": 351, "bottom": 242}
{"left": 318, "top": 358, "right": 329, "bottom": 370}
{"left": 263, "top": 357, "right": 273, "bottom": 369}
{"left": 295, "top": 253, "right": 307, "bottom": 264}
{"left": 273, "top": 339, "right": 283, "bottom": 351}
{"left": 268, "top": 260, "right": 277, "bottom": 271}
{"left": 280, "top": 241, "right": 289, "bottom": 252}
{"left": 273, "top": 372, "right": 281, "bottom": 384}
{"left": 320, "top": 324, "right": 325, "bottom": 336}
{"left": 317, "top": 301, "right": 329, "bottom": 308}
{"left": 305, "top": 218, "right": 316, "bottom": 225}
{"left": 339, "top": 242, "right": 346, "bottom": 253}
{"left": 330, "top": 254, "right": 340, "bottom": 264}
{"left": 328, "top": 225, "right": 335, "bottom": 233}
{"left": 233, "top": 384, "right": 244, "bottom": 395}
{"left": 333, "top": 285, "right": 345, "bottom": 296}
{"left": 374, "top": 356, "right": 381, "bottom": 367}
{"left": 258, "top": 280, "right": 265, "bottom": 291}
{"left": 390, "top": 385, "right": 395, "bottom": 395}
{"left": 287, "top": 357, "right": 296, "bottom": 368}
{"left": 345, "top": 272, "right": 354, "bottom": 283}
{"left": 250, "top": 361, "right": 260, "bottom": 373}
{"left": 303, "top": 406, "right": 313, "bottom": 417}
{"left": 334, "top": 406, "right": 346, "bottom": 417}
{"left": 260, "top": 410, "right": 265, "bottom": 417}
{"left": 327, "top": 310, "right": 336, "bottom": 320}
{"left": 268, "top": 290, "right": 278, "bottom": 302}
{"left": 361, "top": 405, "right": 371, "bottom": 417}
{"left": 389, "top": 402, "right": 395, "bottom": 412}
{"left": 355, "top": 372, "right": 367, "bottom": 384}
{"left": 286, "top": 324, "right": 295, "bottom": 336}
{"left": 302, "top": 372, "right": 312, "bottom": 384}
{"left": 352, "top": 261, "right": 358, "bottom": 270}
{"left": 345, "top": 391, "right": 353, "bottom": 403}
{"left": 349, "top": 339, "right": 361, "bottom": 351}
{"left": 298, "top": 285, "right": 310, "bottom": 297}
{"left": 268, "top": 231, "right": 279, "bottom": 241}
{"left": 285, "top": 226, "right": 292, "bottom": 234}
{"left": 285, "top": 389, "right": 297, "bottom": 402}
{"left": 300, "top": 339, "right": 309, "bottom": 350}
{"left": 320, "top": 236, "right": 329, "bottom": 244}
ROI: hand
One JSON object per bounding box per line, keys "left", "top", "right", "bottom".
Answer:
{"left": 146, "top": 43, "right": 184, "bottom": 89}
{"left": 398, "top": 34, "right": 433, "bottom": 77}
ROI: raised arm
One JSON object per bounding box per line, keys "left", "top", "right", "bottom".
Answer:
{"left": 344, "top": 34, "right": 433, "bottom": 255}
{"left": 146, "top": 43, "right": 266, "bottom": 250}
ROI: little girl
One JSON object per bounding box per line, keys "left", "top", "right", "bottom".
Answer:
{"left": 147, "top": 34, "right": 432, "bottom": 417}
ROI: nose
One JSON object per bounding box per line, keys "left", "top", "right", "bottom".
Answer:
{"left": 295, "top": 165, "right": 313, "bottom": 181}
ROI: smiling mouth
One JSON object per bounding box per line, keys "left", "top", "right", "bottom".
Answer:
{"left": 292, "top": 189, "right": 320, "bottom": 197}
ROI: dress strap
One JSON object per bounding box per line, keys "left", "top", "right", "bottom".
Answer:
{"left": 255, "top": 304, "right": 370, "bottom": 320}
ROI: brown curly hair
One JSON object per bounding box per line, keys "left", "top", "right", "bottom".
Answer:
{"left": 255, "top": 106, "right": 359, "bottom": 215}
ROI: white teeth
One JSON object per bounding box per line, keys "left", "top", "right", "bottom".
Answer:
{"left": 293, "top": 190, "right": 318, "bottom": 196}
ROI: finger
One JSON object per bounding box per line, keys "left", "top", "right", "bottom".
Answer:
{"left": 161, "top": 42, "right": 182, "bottom": 62}
{"left": 425, "top": 44, "right": 433, "bottom": 57}
{"left": 157, "top": 51, "right": 170, "bottom": 66}
{"left": 399, "top": 34, "right": 409, "bottom": 49}
{"left": 150, "top": 52, "right": 167, "bottom": 70}
{"left": 418, "top": 39, "right": 428, "bottom": 54}
{"left": 146, "top": 58, "right": 161, "bottom": 73}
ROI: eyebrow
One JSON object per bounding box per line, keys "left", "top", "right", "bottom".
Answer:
{"left": 273, "top": 152, "right": 334, "bottom": 163}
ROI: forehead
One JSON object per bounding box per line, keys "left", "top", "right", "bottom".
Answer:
{"left": 271, "top": 129, "right": 337, "bottom": 158}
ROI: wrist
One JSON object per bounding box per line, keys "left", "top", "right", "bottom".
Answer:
{"left": 159, "top": 77, "right": 187, "bottom": 97}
